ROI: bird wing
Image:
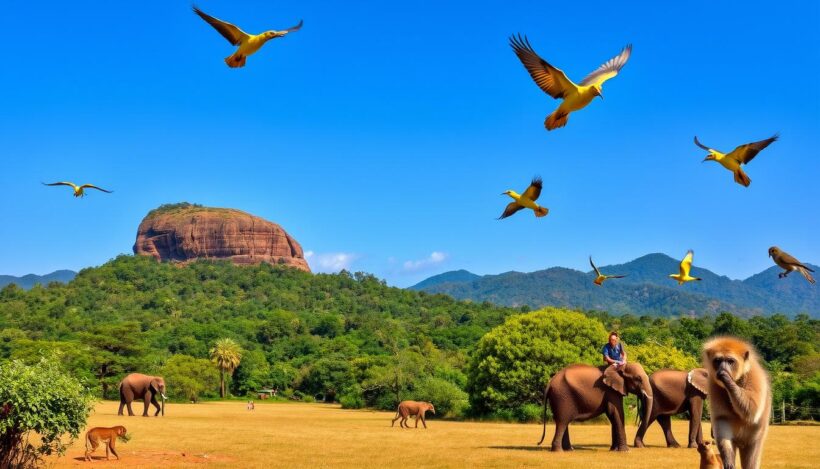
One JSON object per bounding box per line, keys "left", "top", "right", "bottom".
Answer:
{"left": 282, "top": 19, "right": 303, "bottom": 33}
{"left": 193, "top": 6, "right": 249, "bottom": 45}
{"left": 509, "top": 34, "right": 577, "bottom": 99}
{"left": 579, "top": 44, "right": 632, "bottom": 87}
{"left": 498, "top": 202, "right": 524, "bottom": 219}
{"left": 79, "top": 184, "right": 113, "bottom": 193}
{"left": 693, "top": 136, "right": 715, "bottom": 152}
{"left": 522, "top": 177, "right": 543, "bottom": 201}
{"left": 679, "top": 250, "right": 694, "bottom": 277}
{"left": 589, "top": 257, "right": 602, "bottom": 277}
{"left": 727, "top": 134, "right": 778, "bottom": 164}
{"left": 43, "top": 181, "right": 78, "bottom": 190}
{"left": 607, "top": 275, "right": 627, "bottom": 279}
{"left": 776, "top": 251, "right": 812, "bottom": 270}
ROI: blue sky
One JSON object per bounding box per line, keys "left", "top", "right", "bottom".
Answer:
{"left": 1, "top": 0, "right": 818, "bottom": 287}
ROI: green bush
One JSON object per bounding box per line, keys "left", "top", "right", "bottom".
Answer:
{"left": 161, "top": 354, "right": 219, "bottom": 403}
{"left": 0, "top": 358, "right": 95, "bottom": 468}
{"left": 410, "top": 377, "right": 468, "bottom": 418}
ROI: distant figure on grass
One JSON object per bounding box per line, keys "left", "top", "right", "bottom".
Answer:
{"left": 84, "top": 426, "right": 128, "bottom": 462}
{"left": 698, "top": 440, "right": 724, "bottom": 469}
{"left": 247, "top": 400, "right": 255, "bottom": 411}
{"left": 391, "top": 401, "right": 435, "bottom": 429}
{"left": 602, "top": 331, "right": 626, "bottom": 369}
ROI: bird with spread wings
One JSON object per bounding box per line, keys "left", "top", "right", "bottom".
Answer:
{"left": 193, "top": 6, "right": 303, "bottom": 68}
{"left": 694, "top": 135, "right": 778, "bottom": 187}
{"left": 43, "top": 182, "right": 113, "bottom": 198}
{"left": 499, "top": 177, "right": 549, "bottom": 219}
{"left": 510, "top": 35, "right": 631, "bottom": 130}
{"left": 589, "top": 257, "right": 627, "bottom": 286}
{"left": 669, "top": 250, "right": 702, "bottom": 285}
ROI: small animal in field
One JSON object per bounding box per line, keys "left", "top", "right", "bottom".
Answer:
{"left": 499, "top": 177, "right": 549, "bottom": 219}
{"left": 42, "top": 181, "right": 113, "bottom": 198}
{"left": 193, "top": 5, "right": 303, "bottom": 68}
{"left": 247, "top": 400, "right": 255, "bottom": 410}
{"left": 698, "top": 440, "right": 724, "bottom": 469}
{"left": 769, "top": 246, "right": 815, "bottom": 285}
{"left": 391, "top": 401, "right": 435, "bottom": 429}
{"left": 85, "top": 426, "right": 127, "bottom": 461}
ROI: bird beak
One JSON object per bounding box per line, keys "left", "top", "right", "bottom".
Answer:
{"left": 702, "top": 156, "right": 712, "bottom": 162}
{"left": 598, "top": 93, "right": 604, "bottom": 100}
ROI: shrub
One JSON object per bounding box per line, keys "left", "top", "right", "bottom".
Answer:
{"left": 0, "top": 358, "right": 95, "bottom": 468}
{"left": 410, "top": 377, "right": 468, "bottom": 418}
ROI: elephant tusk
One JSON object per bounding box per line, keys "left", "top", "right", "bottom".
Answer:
{"left": 161, "top": 394, "right": 168, "bottom": 400}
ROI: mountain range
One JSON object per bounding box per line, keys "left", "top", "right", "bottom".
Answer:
{"left": 0, "top": 270, "right": 77, "bottom": 290}
{"left": 410, "top": 254, "right": 818, "bottom": 317}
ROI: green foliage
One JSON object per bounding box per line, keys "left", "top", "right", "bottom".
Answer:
{"left": 161, "top": 355, "right": 219, "bottom": 403}
{"left": 0, "top": 358, "right": 95, "bottom": 468}
{"left": 210, "top": 338, "right": 243, "bottom": 398}
{"left": 467, "top": 308, "right": 607, "bottom": 415}
{"left": 409, "top": 377, "right": 468, "bottom": 418}
{"left": 628, "top": 342, "right": 699, "bottom": 375}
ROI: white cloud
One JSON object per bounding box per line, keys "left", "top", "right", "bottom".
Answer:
{"left": 401, "top": 251, "right": 448, "bottom": 273}
{"left": 304, "top": 251, "right": 358, "bottom": 273}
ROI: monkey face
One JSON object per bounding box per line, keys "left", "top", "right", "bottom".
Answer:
{"left": 704, "top": 338, "right": 752, "bottom": 388}
{"left": 117, "top": 426, "right": 127, "bottom": 436}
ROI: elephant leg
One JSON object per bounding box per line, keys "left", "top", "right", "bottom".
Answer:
{"left": 414, "top": 415, "right": 419, "bottom": 428}
{"left": 634, "top": 413, "right": 656, "bottom": 448}
{"left": 689, "top": 397, "right": 704, "bottom": 448}
{"left": 142, "top": 392, "right": 151, "bottom": 417}
{"left": 118, "top": 400, "right": 125, "bottom": 416}
{"left": 606, "top": 400, "right": 629, "bottom": 452}
{"left": 151, "top": 396, "right": 161, "bottom": 416}
{"left": 126, "top": 401, "right": 135, "bottom": 416}
{"left": 550, "top": 419, "right": 569, "bottom": 452}
{"left": 562, "top": 427, "right": 573, "bottom": 451}
{"left": 658, "top": 415, "right": 680, "bottom": 448}
{"left": 421, "top": 414, "right": 427, "bottom": 429}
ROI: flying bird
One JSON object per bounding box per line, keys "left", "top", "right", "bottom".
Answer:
{"left": 43, "top": 182, "right": 113, "bottom": 197}
{"left": 669, "top": 250, "right": 702, "bottom": 285}
{"left": 694, "top": 135, "right": 778, "bottom": 187}
{"left": 769, "top": 246, "right": 815, "bottom": 285}
{"left": 499, "top": 177, "right": 549, "bottom": 219}
{"left": 193, "top": 5, "right": 303, "bottom": 68}
{"left": 509, "top": 35, "right": 631, "bottom": 131}
{"left": 589, "top": 257, "right": 627, "bottom": 286}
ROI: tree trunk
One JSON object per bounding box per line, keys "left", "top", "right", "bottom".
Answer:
{"left": 220, "top": 370, "right": 225, "bottom": 398}
{"left": 781, "top": 400, "right": 786, "bottom": 423}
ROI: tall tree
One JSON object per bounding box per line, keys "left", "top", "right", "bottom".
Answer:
{"left": 210, "top": 338, "right": 243, "bottom": 398}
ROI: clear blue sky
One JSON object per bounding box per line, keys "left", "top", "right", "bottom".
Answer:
{"left": 1, "top": 0, "right": 818, "bottom": 287}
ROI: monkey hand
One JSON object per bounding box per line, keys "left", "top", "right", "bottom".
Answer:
{"left": 717, "top": 368, "right": 733, "bottom": 385}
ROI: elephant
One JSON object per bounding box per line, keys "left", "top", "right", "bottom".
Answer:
{"left": 537, "top": 363, "right": 653, "bottom": 452}
{"left": 118, "top": 373, "right": 167, "bottom": 417}
{"left": 634, "top": 368, "right": 708, "bottom": 448}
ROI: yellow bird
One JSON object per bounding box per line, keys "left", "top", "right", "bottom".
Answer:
{"left": 694, "top": 135, "right": 778, "bottom": 187}
{"left": 499, "top": 177, "right": 549, "bottom": 219}
{"left": 193, "top": 6, "right": 303, "bottom": 68}
{"left": 669, "top": 250, "right": 702, "bottom": 285}
{"left": 43, "top": 182, "right": 113, "bottom": 197}
{"left": 589, "top": 256, "right": 627, "bottom": 286}
{"left": 510, "top": 35, "right": 632, "bottom": 131}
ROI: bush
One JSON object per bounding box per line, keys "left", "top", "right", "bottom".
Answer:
{"left": 161, "top": 354, "right": 219, "bottom": 403}
{"left": 410, "top": 377, "right": 468, "bottom": 418}
{"left": 0, "top": 358, "right": 95, "bottom": 468}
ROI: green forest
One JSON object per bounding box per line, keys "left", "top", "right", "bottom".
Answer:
{"left": 0, "top": 256, "right": 817, "bottom": 421}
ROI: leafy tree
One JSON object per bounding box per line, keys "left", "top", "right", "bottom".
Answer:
{"left": 210, "top": 338, "right": 242, "bottom": 398}
{"left": 0, "top": 358, "right": 95, "bottom": 468}
{"left": 231, "top": 349, "right": 271, "bottom": 396}
{"left": 161, "top": 355, "right": 219, "bottom": 403}
{"left": 467, "top": 308, "right": 607, "bottom": 415}
{"left": 628, "top": 341, "right": 699, "bottom": 375}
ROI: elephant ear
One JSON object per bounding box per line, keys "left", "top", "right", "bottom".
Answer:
{"left": 688, "top": 368, "right": 709, "bottom": 395}
{"left": 603, "top": 366, "right": 627, "bottom": 396}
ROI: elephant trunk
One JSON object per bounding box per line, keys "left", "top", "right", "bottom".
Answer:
{"left": 640, "top": 389, "right": 653, "bottom": 431}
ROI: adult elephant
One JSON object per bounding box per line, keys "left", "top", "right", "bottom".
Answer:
{"left": 118, "top": 373, "right": 167, "bottom": 417}
{"left": 634, "top": 368, "right": 708, "bottom": 448}
{"left": 537, "top": 363, "right": 653, "bottom": 452}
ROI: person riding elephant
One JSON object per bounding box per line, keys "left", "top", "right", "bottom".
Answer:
{"left": 537, "top": 362, "right": 653, "bottom": 452}
{"left": 634, "top": 368, "right": 709, "bottom": 448}
{"left": 118, "top": 373, "right": 167, "bottom": 417}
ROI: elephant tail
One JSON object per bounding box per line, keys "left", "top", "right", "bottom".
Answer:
{"left": 536, "top": 380, "right": 550, "bottom": 446}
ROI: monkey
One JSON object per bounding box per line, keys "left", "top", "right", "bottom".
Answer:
{"left": 703, "top": 337, "right": 771, "bottom": 469}
{"left": 84, "top": 426, "right": 127, "bottom": 462}
{"left": 390, "top": 401, "right": 435, "bottom": 429}
{"left": 698, "top": 440, "right": 724, "bottom": 469}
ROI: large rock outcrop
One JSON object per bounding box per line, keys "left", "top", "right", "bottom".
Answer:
{"left": 133, "top": 203, "right": 310, "bottom": 271}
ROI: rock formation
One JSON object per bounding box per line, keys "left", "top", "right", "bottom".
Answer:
{"left": 133, "top": 203, "right": 310, "bottom": 271}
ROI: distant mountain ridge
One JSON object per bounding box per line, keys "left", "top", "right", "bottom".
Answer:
{"left": 0, "top": 270, "right": 77, "bottom": 290}
{"left": 410, "top": 254, "right": 818, "bottom": 317}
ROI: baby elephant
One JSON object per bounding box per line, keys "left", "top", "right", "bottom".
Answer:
{"left": 391, "top": 401, "right": 435, "bottom": 429}
{"left": 85, "top": 426, "right": 127, "bottom": 461}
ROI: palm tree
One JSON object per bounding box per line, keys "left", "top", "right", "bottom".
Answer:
{"left": 210, "top": 338, "right": 242, "bottom": 398}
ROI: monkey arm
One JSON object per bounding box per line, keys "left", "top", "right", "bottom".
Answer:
{"left": 718, "top": 370, "right": 765, "bottom": 424}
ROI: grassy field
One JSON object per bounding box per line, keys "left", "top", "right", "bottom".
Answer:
{"left": 51, "top": 401, "right": 819, "bottom": 468}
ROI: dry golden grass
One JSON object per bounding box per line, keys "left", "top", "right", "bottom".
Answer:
{"left": 51, "top": 400, "right": 818, "bottom": 468}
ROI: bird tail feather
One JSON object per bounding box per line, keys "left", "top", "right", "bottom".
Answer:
{"left": 797, "top": 267, "right": 816, "bottom": 285}
{"left": 734, "top": 169, "right": 751, "bottom": 187}
{"left": 545, "top": 112, "right": 568, "bottom": 131}
{"left": 534, "top": 207, "right": 549, "bottom": 217}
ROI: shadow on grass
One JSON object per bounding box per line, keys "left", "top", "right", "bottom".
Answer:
{"left": 485, "top": 445, "right": 605, "bottom": 452}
